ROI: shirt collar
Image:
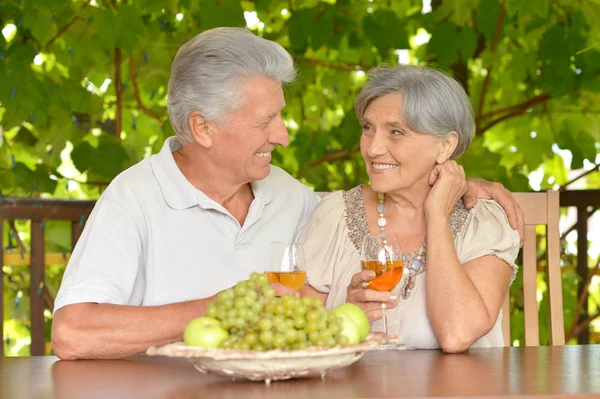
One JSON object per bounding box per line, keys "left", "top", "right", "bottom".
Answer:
{"left": 151, "top": 136, "right": 275, "bottom": 210}
{"left": 250, "top": 174, "right": 274, "bottom": 205}
{"left": 151, "top": 136, "right": 199, "bottom": 210}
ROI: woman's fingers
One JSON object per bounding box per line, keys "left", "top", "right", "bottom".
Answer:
{"left": 350, "top": 288, "right": 397, "bottom": 305}
{"left": 349, "top": 270, "right": 376, "bottom": 289}
{"left": 347, "top": 270, "right": 397, "bottom": 322}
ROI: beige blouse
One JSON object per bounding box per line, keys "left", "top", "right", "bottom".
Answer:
{"left": 297, "top": 185, "right": 520, "bottom": 349}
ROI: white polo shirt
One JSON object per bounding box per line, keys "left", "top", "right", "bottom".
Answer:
{"left": 54, "top": 137, "right": 320, "bottom": 311}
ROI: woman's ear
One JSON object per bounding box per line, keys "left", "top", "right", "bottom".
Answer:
{"left": 436, "top": 131, "right": 459, "bottom": 164}
{"left": 188, "top": 111, "right": 215, "bottom": 148}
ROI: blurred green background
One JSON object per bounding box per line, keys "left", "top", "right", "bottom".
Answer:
{"left": 1, "top": 0, "right": 599, "bottom": 355}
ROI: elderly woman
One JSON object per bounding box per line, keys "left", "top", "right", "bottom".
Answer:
{"left": 298, "top": 65, "right": 520, "bottom": 352}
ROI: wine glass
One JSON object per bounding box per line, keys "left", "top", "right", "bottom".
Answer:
{"left": 265, "top": 242, "right": 307, "bottom": 291}
{"left": 360, "top": 233, "right": 405, "bottom": 348}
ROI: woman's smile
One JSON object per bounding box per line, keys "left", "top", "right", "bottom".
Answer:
{"left": 371, "top": 162, "right": 399, "bottom": 173}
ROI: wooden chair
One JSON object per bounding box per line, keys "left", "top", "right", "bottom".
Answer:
{"left": 318, "top": 190, "right": 565, "bottom": 347}
{"left": 506, "top": 191, "right": 564, "bottom": 346}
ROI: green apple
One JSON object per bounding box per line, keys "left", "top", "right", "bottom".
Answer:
{"left": 335, "top": 311, "right": 361, "bottom": 345}
{"left": 184, "top": 317, "right": 229, "bottom": 348}
{"left": 333, "top": 303, "right": 370, "bottom": 342}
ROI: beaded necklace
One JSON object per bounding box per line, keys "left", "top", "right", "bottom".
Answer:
{"left": 376, "top": 192, "right": 426, "bottom": 272}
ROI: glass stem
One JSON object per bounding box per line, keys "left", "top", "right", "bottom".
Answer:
{"left": 382, "top": 303, "right": 388, "bottom": 336}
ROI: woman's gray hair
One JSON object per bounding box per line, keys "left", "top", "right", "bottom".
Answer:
{"left": 354, "top": 65, "right": 474, "bottom": 159}
{"left": 167, "top": 27, "right": 296, "bottom": 143}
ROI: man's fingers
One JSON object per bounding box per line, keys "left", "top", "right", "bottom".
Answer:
{"left": 516, "top": 196, "right": 525, "bottom": 247}
{"left": 497, "top": 188, "right": 519, "bottom": 231}
{"left": 463, "top": 194, "right": 477, "bottom": 209}
{"left": 488, "top": 183, "right": 519, "bottom": 230}
{"left": 269, "top": 282, "right": 300, "bottom": 298}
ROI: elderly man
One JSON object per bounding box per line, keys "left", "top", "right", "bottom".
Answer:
{"left": 52, "top": 27, "right": 523, "bottom": 360}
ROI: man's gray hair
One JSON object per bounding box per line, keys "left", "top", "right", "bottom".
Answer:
{"left": 167, "top": 27, "right": 296, "bottom": 143}
{"left": 354, "top": 65, "right": 474, "bottom": 159}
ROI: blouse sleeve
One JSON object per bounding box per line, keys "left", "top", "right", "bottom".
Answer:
{"left": 455, "top": 199, "right": 521, "bottom": 284}
{"left": 296, "top": 192, "right": 348, "bottom": 294}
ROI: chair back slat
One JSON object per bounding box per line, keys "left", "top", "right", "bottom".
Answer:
{"left": 546, "top": 191, "right": 565, "bottom": 345}
{"left": 523, "top": 225, "right": 540, "bottom": 346}
{"left": 513, "top": 193, "right": 549, "bottom": 225}
{"left": 501, "top": 295, "right": 511, "bottom": 347}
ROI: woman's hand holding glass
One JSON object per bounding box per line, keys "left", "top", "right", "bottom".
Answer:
{"left": 355, "top": 233, "right": 405, "bottom": 348}
{"left": 346, "top": 269, "right": 398, "bottom": 321}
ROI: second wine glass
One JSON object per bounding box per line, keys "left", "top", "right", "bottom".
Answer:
{"left": 265, "top": 242, "right": 306, "bottom": 291}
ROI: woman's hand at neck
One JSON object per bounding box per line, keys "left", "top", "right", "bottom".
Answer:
{"left": 423, "top": 160, "right": 467, "bottom": 225}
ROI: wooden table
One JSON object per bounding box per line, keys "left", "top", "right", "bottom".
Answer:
{"left": 1, "top": 345, "right": 599, "bottom": 398}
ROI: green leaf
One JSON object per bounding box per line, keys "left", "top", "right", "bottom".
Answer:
{"left": 449, "top": 0, "right": 479, "bottom": 26}
{"left": 476, "top": 0, "right": 503, "bottom": 43}
{"left": 558, "top": 117, "right": 598, "bottom": 169}
{"left": 336, "top": 111, "right": 360, "bottom": 148}
{"left": 457, "top": 27, "right": 477, "bottom": 62}
{"left": 45, "top": 221, "right": 72, "bottom": 252}
{"left": 504, "top": 0, "right": 521, "bottom": 17}
{"left": 12, "top": 162, "right": 35, "bottom": 193}
{"left": 116, "top": 4, "right": 147, "bottom": 53}
{"left": 96, "top": 9, "right": 119, "bottom": 49}
{"left": 363, "top": 10, "right": 409, "bottom": 55}
{"left": 520, "top": 0, "right": 550, "bottom": 19}
{"left": 32, "top": 163, "right": 58, "bottom": 194}
{"left": 427, "top": 22, "right": 460, "bottom": 67}
{"left": 14, "top": 126, "right": 38, "bottom": 146}
{"left": 287, "top": 8, "right": 316, "bottom": 54}
{"left": 0, "top": 142, "right": 12, "bottom": 169}
{"left": 539, "top": 20, "right": 586, "bottom": 65}
{"left": 197, "top": 0, "right": 245, "bottom": 30}
{"left": 22, "top": 7, "right": 55, "bottom": 43}
{"left": 310, "top": 13, "right": 335, "bottom": 51}
{"left": 71, "top": 134, "right": 130, "bottom": 179}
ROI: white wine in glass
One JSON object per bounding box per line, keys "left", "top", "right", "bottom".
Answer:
{"left": 265, "top": 242, "right": 306, "bottom": 291}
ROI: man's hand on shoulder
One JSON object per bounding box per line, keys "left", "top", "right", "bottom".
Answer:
{"left": 463, "top": 177, "right": 525, "bottom": 247}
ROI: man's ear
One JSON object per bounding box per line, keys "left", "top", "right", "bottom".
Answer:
{"left": 188, "top": 111, "right": 215, "bottom": 148}
{"left": 436, "top": 131, "right": 459, "bottom": 164}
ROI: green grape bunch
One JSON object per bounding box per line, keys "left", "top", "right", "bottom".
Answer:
{"left": 203, "top": 272, "right": 348, "bottom": 351}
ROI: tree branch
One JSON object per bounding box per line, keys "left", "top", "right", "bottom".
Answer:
{"left": 560, "top": 210, "right": 598, "bottom": 241}
{"left": 568, "top": 310, "right": 600, "bottom": 341}
{"left": 475, "top": 2, "right": 505, "bottom": 132}
{"left": 129, "top": 55, "right": 163, "bottom": 123}
{"left": 114, "top": 47, "right": 122, "bottom": 140}
{"left": 41, "top": 2, "right": 89, "bottom": 52}
{"left": 476, "top": 93, "right": 551, "bottom": 135}
{"left": 543, "top": 103, "right": 559, "bottom": 142}
{"left": 560, "top": 163, "right": 600, "bottom": 192}
{"left": 43, "top": 286, "right": 55, "bottom": 313}
{"left": 53, "top": 170, "right": 110, "bottom": 186}
{"left": 477, "top": 94, "right": 551, "bottom": 121}
{"left": 299, "top": 57, "right": 373, "bottom": 72}
{"left": 8, "top": 220, "right": 26, "bottom": 255}
{"left": 308, "top": 147, "right": 359, "bottom": 168}
{"left": 566, "top": 256, "right": 600, "bottom": 342}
